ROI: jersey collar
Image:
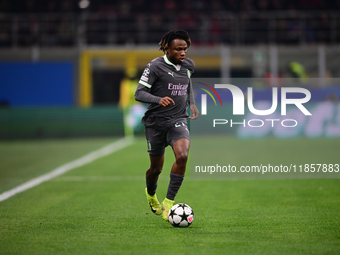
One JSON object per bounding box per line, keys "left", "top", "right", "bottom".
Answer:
{"left": 163, "top": 55, "right": 181, "bottom": 71}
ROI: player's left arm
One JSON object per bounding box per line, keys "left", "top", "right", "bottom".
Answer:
{"left": 188, "top": 78, "right": 199, "bottom": 119}
{"left": 189, "top": 104, "right": 199, "bottom": 120}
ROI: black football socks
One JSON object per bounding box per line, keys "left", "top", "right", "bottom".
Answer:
{"left": 146, "top": 177, "right": 157, "bottom": 196}
{"left": 166, "top": 172, "right": 184, "bottom": 201}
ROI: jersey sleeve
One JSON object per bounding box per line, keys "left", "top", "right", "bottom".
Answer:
{"left": 186, "top": 58, "right": 195, "bottom": 104}
{"left": 188, "top": 79, "right": 195, "bottom": 105}
{"left": 138, "top": 62, "right": 158, "bottom": 89}
{"left": 135, "top": 62, "right": 162, "bottom": 104}
{"left": 186, "top": 58, "right": 195, "bottom": 75}
{"left": 134, "top": 83, "right": 162, "bottom": 104}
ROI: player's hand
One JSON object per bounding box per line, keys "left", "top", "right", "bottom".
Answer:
{"left": 189, "top": 104, "right": 199, "bottom": 119}
{"left": 159, "top": 97, "right": 175, "bottom": 108}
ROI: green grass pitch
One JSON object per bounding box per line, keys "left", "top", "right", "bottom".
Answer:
{"left": 0, "top": 137, "right": 339, "bottom": 254}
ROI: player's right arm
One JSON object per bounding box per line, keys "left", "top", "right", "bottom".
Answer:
{"left": 134, "top": 62, "right": 175, "bottom": 107}
{"left": 135, "top": 84, "right": 175, "bottom": 107}
{"left": 159, "top": 96, "right": 175, "bottom": 107}
{"left": 134, "top": 84, "right": 162, "bottom": 104}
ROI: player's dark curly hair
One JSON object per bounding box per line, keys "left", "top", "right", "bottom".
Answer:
{"left": 159, "top": 30, "right": 191, "bottom": 53}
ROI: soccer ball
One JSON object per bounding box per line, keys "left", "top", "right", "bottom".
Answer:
{"left": 168, "top": 203, "right": 194, "bottom": 227}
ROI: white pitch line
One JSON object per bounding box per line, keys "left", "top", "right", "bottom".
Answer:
{"left": 0, "top": 136, "right": 134, "bottom": 202}
{"left": 52, "top": 176, "right": 145, "bottom": 182}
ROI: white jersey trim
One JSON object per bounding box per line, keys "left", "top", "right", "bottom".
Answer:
{"left": 163, "top": 55, "right": 181, "bottom": 71}
{"left": 139, "top": 80, "right": 152, "bottom": 88}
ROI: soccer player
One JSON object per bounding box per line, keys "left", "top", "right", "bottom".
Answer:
{"left": 135, "top": 30, "right": 199, "bottom": 221}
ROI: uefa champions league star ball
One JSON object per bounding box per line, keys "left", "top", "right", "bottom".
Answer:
{"left": 168, "top": 203, "right": 194, "bottom": 227}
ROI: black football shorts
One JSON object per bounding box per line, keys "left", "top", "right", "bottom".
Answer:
{"left": 145, "top": 121, "right": 190, "bottom": 156}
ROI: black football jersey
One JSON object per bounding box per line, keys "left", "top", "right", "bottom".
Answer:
{"left": 135, "top": 55, "right": 195, "bottom": 126}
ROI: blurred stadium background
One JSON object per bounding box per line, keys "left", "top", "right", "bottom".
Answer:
{"left": 0, "top": 0, "right": 340, "bottom": 139}
{"left": 1, "top": 2, "right": 340, "bottom": 254}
